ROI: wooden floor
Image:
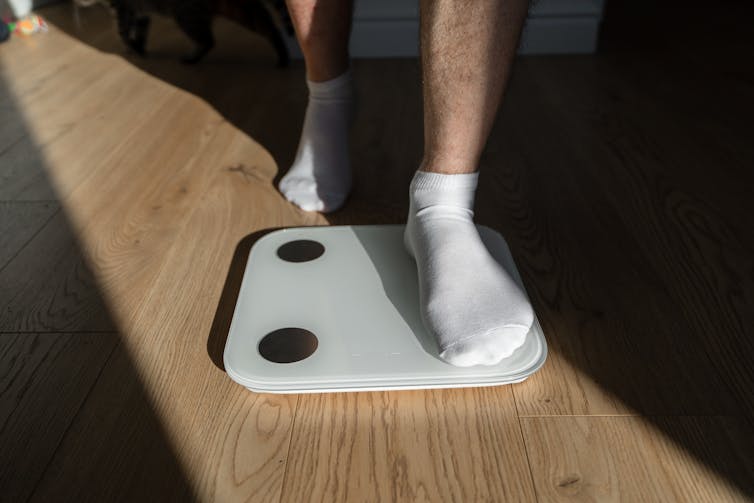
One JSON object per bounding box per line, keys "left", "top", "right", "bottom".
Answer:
{"left": 1, "top": 3, "right": 753, "bottom": 502}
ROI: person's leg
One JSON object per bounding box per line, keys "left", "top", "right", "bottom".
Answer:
{"left": 279, "top": 0, "right": 354, "bottom": 212}
{"left": 419, "top": 0, "right": 529, "bottom": 175}
{"left": 405, "top": 0, "right": 534, "bottom": 366}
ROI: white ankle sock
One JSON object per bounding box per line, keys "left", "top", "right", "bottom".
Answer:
{"left": 279, "top": 70, "right": 353, "bottom": 213}
{"left": 404, "top": 170, "right": 534, "bottom": 367}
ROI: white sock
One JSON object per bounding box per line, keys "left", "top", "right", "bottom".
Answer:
{"left": 404, "top": 170, "right": 534, "bottom": 367}
{"left": 279, "top": 70, "right": 353, "bottom": 213}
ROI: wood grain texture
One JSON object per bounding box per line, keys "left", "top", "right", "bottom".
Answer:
{"left": 495, "top": 58, "right": 750, "bottom": 417}
{"left": 57, "top": 92, "right": 228, "bottom": 330}
{"left": 0, "top": 133, "right": 59, "bottom": 201}
{"left": 0, "top": 332, "right": 117, "bottom": 502}
{"left": 521, "top": 416, "right": 754, "bottom": 502}
{"left": 0, "top": 3, "right": 751, "bottom": 502}
{"left": 281, "top": 388, "right": 536, "bottom": 503}
{"left": 0, "top": 201, "right": 58, "bottom": 270}
{"left": 91, "top": 133, "right": 304, "bottom": 502}
{"left": 30, "top": 120, "right": 308, "bottom": 501}
{"left": 0, "top": 209, "right": 117, "bottom": 332}
{"left": 27, "top": 342, "right": 199, "bottom": 503}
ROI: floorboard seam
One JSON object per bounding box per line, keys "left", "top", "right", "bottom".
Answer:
{"left": 0, "top": 132, "right": 27, "bottom": 158}
{"left": 276, "top": 394, "right": 301, "bottom": 503}
{"left": 0, "top": 205, "right": 61, "bottom": 275}
{"left": 113, "top": 129, "right": 234, "bottom": 326}
{"left": 0, "top": 330, "right": 120, "bottom": 335}
{"left": 23, "top": 338, "right": 121, "bottom": 503}
{"left": 516, "top": 414, "right": 743, "bottom": 418}
{"left": 512, "top": 390, "right": 541, "bottom": 503}
{"left": 0, "top": 200, "right": 59, "bottom": 203}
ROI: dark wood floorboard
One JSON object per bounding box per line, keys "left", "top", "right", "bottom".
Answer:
{"left": 0, "top": 332, "right": 117, "bottom": 502}
{"left": 0, "top": 134, "right": 59, "bottom": 201}
{"left": 524, "top": 56, "right": 754, "bottom": 414}
{"left": 0, "top": 2, "right": 750, "bottom": 500}
{"left": 28, "top": 342, "right": 198, "bottom": 503}
{"left": 0, "top": 209, "right": 117, "bottom": 332}
{"left": 0, "top": 201, "right": 59, "bottom": 270}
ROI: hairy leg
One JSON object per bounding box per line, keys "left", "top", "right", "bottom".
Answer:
{"left": 420, "top": 0, "right": 529, "bottom": 174}
{"left": 406, "top": 0, "right": 533, "bottom": 366}
{"left": 279, "top": 0, "right": 355, "bottom": 212}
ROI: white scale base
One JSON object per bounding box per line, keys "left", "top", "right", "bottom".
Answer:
{"left": 224, "top": 225, "right": 547, "bottom": 393}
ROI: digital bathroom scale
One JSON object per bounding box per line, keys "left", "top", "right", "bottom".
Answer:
{"left": 224, "top": 225, "right": 547, "bottom": 393}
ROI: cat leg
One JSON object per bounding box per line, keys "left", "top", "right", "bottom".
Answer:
{"left": 131, "top": 15, "right": 150, "bottom": 56}
{"left": 174, "top": 5, "right": 215, "bottom": 63}
{"left": 115, "top": 3, "right": 146, "bottom": 55}
{"left": 242, "top": 0, "right": 290, "bottom": 67}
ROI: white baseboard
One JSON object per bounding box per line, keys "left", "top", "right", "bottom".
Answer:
{"left": 519, "top": 16, "right": 602, "bottom": 55}
{"left": 349, "top": 0, "right": 604, "bottom": 19}
{"left": 348, "top": 20, "right": 418, "bottom": 58}
{"left": 285, "top": 0, "right": 604, "bottom": 58}
{"left": 285, "top": 16, "right": 602, "bottom": 58}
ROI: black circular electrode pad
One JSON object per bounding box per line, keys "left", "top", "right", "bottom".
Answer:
{"left": 276, "top": 239, "right": 325, "bottom": 262}
{"left": 258, "top": 328, "right": 319, "bottom": 363}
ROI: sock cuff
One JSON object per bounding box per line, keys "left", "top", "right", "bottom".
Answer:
{"left": 410, "top": 170, "right": 479, "bottom": 192}
{"left": 409, "top": 170, "right": 479, "bottom": 211}
{"left": 307, "top": 69, "right": 353, "bottom": 98}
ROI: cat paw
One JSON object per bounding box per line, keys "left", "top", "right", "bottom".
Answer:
{"left": 181, "top": 44, "right": 212, "bottom": 64}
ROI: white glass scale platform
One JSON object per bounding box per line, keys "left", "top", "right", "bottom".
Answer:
{"left": 224, "top": 225, "right": 547, "bottom": 393}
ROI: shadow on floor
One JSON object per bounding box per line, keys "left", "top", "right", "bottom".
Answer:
{"left": 36, "top": 2, "right": 754, "bottom": 498}
{"left": 42, "top": 2, "right": 304, "bottom": 189}
{"left": 42, "top": 2, "right": 423, "bottom": 209}
{"left": 206, "top": 227, "right": 279, "bottom": 370}
{"left": 0, "top": 59, "right": 197, "bottom": 502}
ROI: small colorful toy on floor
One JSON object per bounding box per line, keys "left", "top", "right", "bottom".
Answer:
{"left": 1, "top": 14, "right": 47, "bottom": 42}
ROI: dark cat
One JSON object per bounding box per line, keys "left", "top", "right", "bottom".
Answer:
{"left": 112, "top": 0, "right": 290, "bottom": 65}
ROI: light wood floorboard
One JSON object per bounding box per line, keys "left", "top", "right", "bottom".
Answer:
{"left": 280, "top": 388, "right": 536, "bottom": 503}
{"left": 0, "top": 4, "right": 751, "bottom": 501}
{"left": 521, "top": 416, "right": 753, "bottom": 502}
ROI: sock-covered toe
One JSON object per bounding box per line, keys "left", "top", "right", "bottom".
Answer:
{"left": 405, "top": 169, "right": 534, "bottom": 367}
{"left": 278, "top": 70, "right": 353, "bottom": 214}
{"left": 439, "top": 324, "right": 531, "bottom": 367}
